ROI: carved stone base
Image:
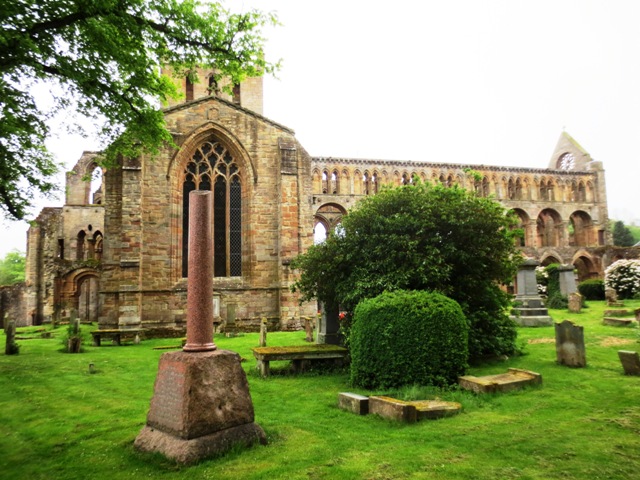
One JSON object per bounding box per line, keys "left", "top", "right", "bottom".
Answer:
{"left": 134, "top": 422, "right": 266, "bottom": 464}
{"left": 134, "top": 349, "right": 266, "bottom": 463}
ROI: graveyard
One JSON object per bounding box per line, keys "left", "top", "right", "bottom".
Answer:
{"left": 1, "top": 299, "right": 640, "bottom": 479}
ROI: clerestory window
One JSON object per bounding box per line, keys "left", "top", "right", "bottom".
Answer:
{"left": 182, "top": 139, "right": 242, "bottom": 278}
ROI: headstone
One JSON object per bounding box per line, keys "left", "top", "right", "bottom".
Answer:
{"left": 317, "top": 302, "right": 342, "bottom": 345}
{"left": 259, "top": 317, "right": 267, "bottom": 347}
{"left": 568, "top": 293, "right": 582, "bottom": 313}
{"left": 635, "top": 308, "right": 640, "bottom": 322}
{"left": 605, "top": 287, "right": 623, "bottom": 307}
{"left": 303, "top": 317, "right": 314, "bottom": 342}
{"left": 555, "top": 320, "right": 586, "bottom": 367}
{"left": 618, "top": 351, "right": 640, "bottom": 376}
{"left": 510, "top": 259, "right": 553, "bottom": 326}
{"left": 5, "top": 320, "right": 19, "bottom": 355}
{"left": 67, "top": 318, "right": 82, "bottom": 353}
{"left": 135, "top": 191, "right": 265, "bottom": 464}
{"left": 557, "top": 264, "right": 577, "bottom": 296}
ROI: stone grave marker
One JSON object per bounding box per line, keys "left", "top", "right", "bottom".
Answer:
{"left": 5, "top": 319, "right": 19, "bottom": 355}
{"left": 259, "top": 317, "right": 267, "bottom": 347}
{"left": 618, "top": 351, "right": 640, "bottom": 376}
{"left": 135, "top": 191, "right": 265, "bottom": 464}
{"left": 605, "top": 287, "right": 623, "bottom": 307}
{"left": 304, "top": 317, "right": 314, "bottom": 342}
{"left": 568, "top": 292, "right": 582, "bottom": 313}
{"left": 317, "top": 302, "right": 342, "bottom": 344}
{"left": 555, "top": 320, "right": 586, "bottom": 367}
{"left": 510, "top": 258, "right": 553, "bottom": 326}
{"left": 558, "top": 264, "right": 578, "bottom": 296}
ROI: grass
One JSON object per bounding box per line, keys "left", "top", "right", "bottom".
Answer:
{"left": 1, "top": 300, "right": 640, "bottom": 479}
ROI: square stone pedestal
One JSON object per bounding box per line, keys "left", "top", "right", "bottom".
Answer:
{"left": 134, "top": 349, "right": 266, "bottom": 464}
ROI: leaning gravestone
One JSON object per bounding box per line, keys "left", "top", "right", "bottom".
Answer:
{"left": 618, "top": 351, "right": 640, "bottom": 376}
{"left": 555, "top": 320, "right": 586, "bottom": 367}
{"left": 510, "top": 258, "right": 553, "bottom": 326}
{"left": 134, "top": 191, "right": 265, "bottom": 464}
{"left": 5, "top": 320, "right": 19, "bottom": 355}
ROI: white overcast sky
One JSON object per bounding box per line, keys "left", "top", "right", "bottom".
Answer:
{"left": 2, "top": 0, "right": 640, "bottom": 257}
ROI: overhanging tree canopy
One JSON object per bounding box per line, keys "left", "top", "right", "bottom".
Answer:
{"left": 0, "top": 0, "right": 278, "bottom": 219}
{"left": 291, "top": 180, "right": 523, "bottom": 359}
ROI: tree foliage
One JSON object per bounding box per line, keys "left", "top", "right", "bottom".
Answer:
{"left": 612, "top": 221, "right": 636, "bottom": 247}
{"left": 0, "top": 0, "right": 278, "bottom": 219}
{"left": 292, "top": 180, "right": 522, "bottom": 359}
{"left": 350, "top": 290, "right": 468, "bottom": 389}
{"left": 0, "top": 249, "right": 26, "bottom": 286}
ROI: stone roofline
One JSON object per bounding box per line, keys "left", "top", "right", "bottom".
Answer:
{"left": 162, "top": 95, "right": 295, "bottom": 135}
{"left": 311, "top": 157, "right": 600, "bottom": 176}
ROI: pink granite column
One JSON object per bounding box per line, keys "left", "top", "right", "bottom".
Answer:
{"left": 183, "top": 190, "right": 216, "bottom": 352}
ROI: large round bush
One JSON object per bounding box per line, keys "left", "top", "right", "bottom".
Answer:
{"left": 605, "top": 259, "right": 640, "bottom": 299}
{"left": 349, "top": 290, "right": 469, "bottom": 389}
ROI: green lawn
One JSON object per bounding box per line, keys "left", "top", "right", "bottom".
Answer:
{"left": 1, "top": 300, "right": 640, "bottom": 479}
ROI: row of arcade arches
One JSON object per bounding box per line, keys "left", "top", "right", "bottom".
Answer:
{"left": 313, "top": 168, "right": 595, "bottom": 203}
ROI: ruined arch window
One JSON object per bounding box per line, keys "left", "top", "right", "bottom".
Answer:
{"left": 185, "top": 76, "right": 195, "bottom": 101}
{"left": 371, "top": 172, "right": 378, "bottom": 194}
{"left": 331, "top": 170, "right": 339, "bottom": 194}
{"left": 93, "top": 231, "right": 103, "bottom": 261}
{"left": 77, "top": 230, "right": 86, "bottom": 260}
{"left": 363, "top": 172, "right": 370, "bottom": 195}
{"left": 322, "top": 170, "right": 328, "bottom": 194}
{"left": 182, "top": 140, "right": 242, "bottom": 278}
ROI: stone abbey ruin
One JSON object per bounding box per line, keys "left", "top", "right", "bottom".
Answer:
{"left": 2, "top": 68, "right": 626, "bottom": 332}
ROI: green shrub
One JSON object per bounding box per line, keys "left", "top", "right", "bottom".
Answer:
{"left": 578, "top": 279, "right": 605, "bottom": 300}
{"left": 349, "top": 290, "right": 469, "bottom": 390}
{"left": 544, "top": 264, "right": 568, "bottom": 309}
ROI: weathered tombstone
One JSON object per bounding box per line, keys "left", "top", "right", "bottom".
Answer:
{"left": 303, "top": 316, "right": 314, "bottom": 342}
{"left": 135, "top": 191, "right": 265, "bottom": 464}
{"left": 635, "top": 308, "right": 640, "bottom": 322}
{"left": 317, "top": 302, "right": 342, "bottom": 345}
{"left": 67, "top": 318, "right": 82, "bottom": 353}
{"left": 568, "top": 292, "right": 582, "bottom": 313}
{"left": 605, "top": 287, "right": 623, "bottom": 307}
{"left": 557, "top": 264, "right": 578, "bottom": 296}
{"left": 510, "top": 259, "right": 553, "bottom": 326}
{"left": 555, "top": 320, "right": 586, "bottom": 367}
{"left": 5, "top": 320, "right": 19, "bottom": 355}
{"left": 225, "top": 303, "right": 237, "bottom": 337}
{"left": 618, "top": 351, "right": 640, "bottom": 376}
{"left": 259, "top": 317, "right": 267, "bottom": 347}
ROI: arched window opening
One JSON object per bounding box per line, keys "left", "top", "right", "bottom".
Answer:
{"left": 577, "top": 182, "right": 586, "bottom": 202}
{"left": 515, "top": 179, "right": 523, "bottom": 200}
{"left": 77, "top": 230, "right": 86, "bottom": 260}
{"left": 402, "top": 173, "right": 410, "bottom": 185}
{"left": 371, "top": 173, "right": 378, "bottom": 194}
{"left": 182, "top": 139, "right": 242, "bottom": 278}
{"left": 536, "top": 209, "right": 561, "bottom": 247}
{"left": 186, "top": 75, "right": 195, "bottom": 101}
{"left": 331, "top": 170, "right": 339, "bottom": 194}
{"left": 93, "top": 231, "right": 103, "bottom": 261}
{"left": 314, "top": 222, "right": 327, "bottom": 244}
{"left": 507, "top": 179, "right": 515, "bottom": 199}
{"left": 322, "top": 170, "right": 328, "bottom": 194}
{"left": 90, "top": 167, "right": 103, "bottom": 204}
{"left": 363, "top": 172, "right": 370, "bottom": 195}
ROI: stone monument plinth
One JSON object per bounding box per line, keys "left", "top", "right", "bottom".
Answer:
{"left": 510, "top": 258, "right": 553, "bottom": 327}
{"left": 134, "top": 191, "right": 265, "bottom": 463}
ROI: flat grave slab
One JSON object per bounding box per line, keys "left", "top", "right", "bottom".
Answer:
{"left": 344, "top": 395, "right": 461, "bottom": 422}
{"left": 602, "top": 317, "right": 635, "bottom": 327}
{"left": 338, "top": 392, "right": 369, "bottom": 415}
{"left": 459, "top": 368, "right": 542, "bottom": 394}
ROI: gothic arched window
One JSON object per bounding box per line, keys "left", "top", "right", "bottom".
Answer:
{"left": 182, "top": 139, "right": 242, "bottom": 278}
